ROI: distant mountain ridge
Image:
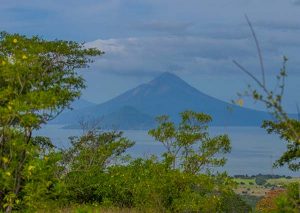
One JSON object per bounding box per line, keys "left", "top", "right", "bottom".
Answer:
{"left": 54, "top": 72, "right": 274, "bottom": 129}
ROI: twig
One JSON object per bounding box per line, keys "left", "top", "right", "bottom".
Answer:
{"left": 245, "top": 14, "right": 266, "bottom": 86}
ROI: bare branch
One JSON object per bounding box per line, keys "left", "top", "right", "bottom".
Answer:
{"left": 232, "top": 60, "right": 265, "bottom": 90}
{"left": 245, "top": 14, "right": 266, "bottom": 87}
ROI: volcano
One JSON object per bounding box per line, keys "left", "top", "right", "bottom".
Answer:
{"left": 54, "top": 72, "right": 272, "bottom": 129}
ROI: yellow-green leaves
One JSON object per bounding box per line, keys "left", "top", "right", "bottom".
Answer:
{"left": 0, "top": 31, "right": 102, "bottom": 129}
{"left": 0, "top": 31, "right": 102, "bottom": 212}
{"left": 2, "top": 156, "right": 9, "bottom": 163}
{"left": 149, "top": 110, "right": 231, "bottom": 173}
{"left": 236, "top": 98, "right": 244, "bottom": 107}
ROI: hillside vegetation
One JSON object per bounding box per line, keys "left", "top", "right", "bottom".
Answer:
{"left": 0, "top": 32, "right": 299, "bottom": 213}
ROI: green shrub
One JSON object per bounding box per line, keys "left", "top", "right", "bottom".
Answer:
{"left": 275, "top": 182, "right": 300, "bottom": 212}
{"left": 255, "top": 176, "right": 267, "bottom": 185}
{"left": 97, "top": 158, "right": 246, "bottom": 212}
{"left": 62, "top": 130, "right": 134, "bottom": 203}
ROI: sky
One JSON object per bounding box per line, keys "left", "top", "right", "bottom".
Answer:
{"left": 1, "top": 0, "right": 300, "bottom": 112}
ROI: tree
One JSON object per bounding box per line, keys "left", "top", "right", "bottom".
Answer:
{"left": 0, "top": 32, "right": 102, "bottom": 212}
{"left": 148, "top": 110, "right": 231, "bottom": 174}
{"left": 62, "top": 129, "right": 134, "bottom": 203}
{"left": 233, "top": 16, "right": 300, "bottom": 171}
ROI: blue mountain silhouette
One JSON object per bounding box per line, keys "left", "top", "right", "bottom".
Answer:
{"left": 54, "top": 72, "right": 273, "bottom": 129}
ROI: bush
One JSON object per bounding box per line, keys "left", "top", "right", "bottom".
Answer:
{"left": 96, "top": 158, "right": 248, "bottom": 212}
{"left": 255, "top": 176, "right": 268, "bottom": 185}
{"left": 275, "top": 182, "right": 300, "bottom": 212}
{"left": 62, "top": 130, "right": 134, "bottom": 203}
{"left": 256, "top": 182, "right": 299, "bottom": 212}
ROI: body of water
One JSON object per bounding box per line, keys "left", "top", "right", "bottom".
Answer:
{"left": 35, "top": 125, "right": 299, "bottom": 177}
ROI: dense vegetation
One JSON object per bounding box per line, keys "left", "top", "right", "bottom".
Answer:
{"left": 0, "top": 32, "right": 102, "bottom": 212}
{"left": 0, "top": 32, "right": 299, "bottom": 212}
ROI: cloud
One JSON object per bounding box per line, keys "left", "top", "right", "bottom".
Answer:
{"left": 135, "top": 21, "right": 193, "bottom": 34}
{"left": 2, "top": 0, "right": 300, "bottom": 41}
{"left": 85, "top": 33, "right": 300, "bottom": 78}
{"left": 291, "top": 0, "right": 300, "bottom": 5}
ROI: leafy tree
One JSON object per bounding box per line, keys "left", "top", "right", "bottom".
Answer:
{"left": 148, "top": 110, "right": 231, "bottom": 173}
{"left": 62, "top": 129, "right": 134, "bottom": 203}
{"left": 233, "top": 16, "right": 300, "bottom": 171}
{"left": 0, "top": 32, "right": 102, "bottom": 212}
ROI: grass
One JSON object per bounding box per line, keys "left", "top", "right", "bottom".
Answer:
{"left": 234, "top": 178, "right": 255, "bottom": 185}
{"left": 234, "top": 177, "right": 300, "bottom": 207}
{"left": 267, "top": 177, "right": 300, "bottom": 186}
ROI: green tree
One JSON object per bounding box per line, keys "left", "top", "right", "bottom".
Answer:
{"left": 0, "top": 32, "right": 102, "bottom": 212}
{"left": 62, "top": 129, "right": 135, "bottom": 203}
{"left": 148, "top": 110, "right": 231, "bottom": 174}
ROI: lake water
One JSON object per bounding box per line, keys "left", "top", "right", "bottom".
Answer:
{"left": 35, "top": 125, "right": 300, "bottom": 177}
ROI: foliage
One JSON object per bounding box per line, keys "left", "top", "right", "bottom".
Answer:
{"left": 0, "top": 32, "right": 102, "bottom": 212}
{"left": 62, "top": 130, "right": 134, "bottom": 203}
{"left": 77, "top": 157, "right": 246, "bottom": 212}
{"left": 256, "top": 182, "right": 299, "bottom": 212}
{"left": 255, "top": 175, "right": 268, "bottom": 186}
{"left": 233, "top": 18, "right": 299, "bottom": 171}
{"left": 60, "top": 114, "right": 250, "bottom": 212}
{"left": 262, "top": 119, "right": 300, "bottom": 171}
{"left": 256, "top": 189, "right": 285, "bottom": 212}
{"left": 220, "top": 193, "right": 252, "bottom": 213}
{"left": 0, "top": 31, "right": 254, "bottom": 212}
{"left": 240, "top": 195, "right": 263, "bottom": 210}
{"left": 274, "top": 182, "right": 300, "bottom": 212}
{"left": 148, "top": 110, "right": 231, "bottom": 173}
{"left": 0, "top": 32, "right": 102, "bottom": 129}
{"left": 0, "top": 133, "right": 65, "bottom": 211}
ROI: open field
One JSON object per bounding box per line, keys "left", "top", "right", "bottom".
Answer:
{"left": 234, "top": 177, "right": 300, "bottom": 208}
{"left": 234, "top": 177, "right": 299, "bottom": 196}
{"left": 267, "top": 177, "right": 300, "bottom": 186}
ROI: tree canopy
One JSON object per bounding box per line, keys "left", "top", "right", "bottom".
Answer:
{"left": 149, "top": 110, "right": 231, "bottom": 173}
{"left": 0, "top": 32, "right": 103, "bottom": 129}
{"left": 0, "top": 32, "right": 102, "bottom": 212}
